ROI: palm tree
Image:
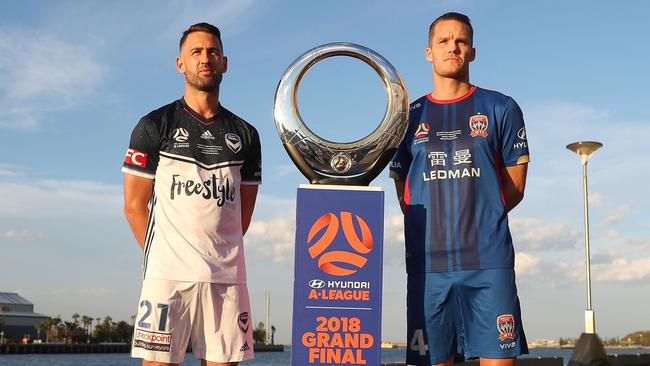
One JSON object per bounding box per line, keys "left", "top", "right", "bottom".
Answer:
{"left": 42, "top": 318, "right": 53, "bottom": 342}
{"left": 34, "top": 321, "right": 47, "bottom": 342}
{"left": 81, "top": 315, "right": 93, "bottom": 342}
{"left": 51, "top": 315, "right": 62, "bottom": 342}
{"left": 72, "top": 313, "right": 80, "bottom": 325}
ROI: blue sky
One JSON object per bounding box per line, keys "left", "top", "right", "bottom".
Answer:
{"left": 1, "top": 0, "right": 649, "bottom": 346}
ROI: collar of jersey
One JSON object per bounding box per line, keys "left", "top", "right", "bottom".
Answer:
{"left": 427, "top": 85, "right": 477, "bottom": 104}
{"left": 180, "top": 97, "right": 222, "bottom": 126}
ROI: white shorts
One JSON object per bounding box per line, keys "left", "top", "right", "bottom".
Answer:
{"left": 131, "top": 279, "right": 254, "bottom": 363}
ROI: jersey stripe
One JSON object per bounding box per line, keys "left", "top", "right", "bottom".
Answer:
{"left": 159, "top": 151, "right": 244, "bottom": 170}
{"left": 121, "top": 166, "right": 155, "bottom": 180}
{"left": 142, "top": 194, "right": 157, "bottom": 278}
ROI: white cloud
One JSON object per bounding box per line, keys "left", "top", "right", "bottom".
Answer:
{"left": 0, "top": 172, "right": 121, "bottom": 217}
{"left": 0, "top": 27, "right": 103, "bottom": 129}
{"left": 246, "top": 214, "right": 295, "bottom": 264}
{"left": 627, "top": 238, "right": 650, "bottom": 251}
{"left": 245, "top": 202, "right": 407, "bottom": 267}
{"left": 603, "top": 204, "right": 632, "bottom": 226}
{"left": 509, "top": 217, "right": 580, "bottom": 251}
{"left": 1, "top": 229, "right": 44, "bottom": 242}
{"left": 383, "top": 213, "right": 406, "bottom": 266}
{"left": 588, "top": 193, "right": 603, "bottom": 206}
{"left": 514, "top": 254, "right": 577, "bottom": 289}
{"left": 563, "top": 251, "right": 650, "bottom": 283}
{"left": 515, "top": 251, "right": 541, "bottom": 277}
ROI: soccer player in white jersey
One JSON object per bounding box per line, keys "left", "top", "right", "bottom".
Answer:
{"left": 122, "top": 23, "right": 262, "bottom": 366}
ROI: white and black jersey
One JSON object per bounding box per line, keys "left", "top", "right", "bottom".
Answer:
{"left": 122, "top": 98, "right": 261, "bottom": 284}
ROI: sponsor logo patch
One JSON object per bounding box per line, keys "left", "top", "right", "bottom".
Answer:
{"left": 308, "top": 279, "right": 325, "bottom": 289}
{"left": 414, "top": 123, "right": 430, "bottom": 138}
{"left": 173, "top": 128, "right": 189, "bottom": 142}
{"left": 517, "top": 127, "right": 527, "bottom": 140}
{"left": 238, "top": 312, "right": 250, "bottom": 333}
{"left": 225, "top": 133, "right": 242, "bottom": 153}
{"left": 413, "top": 122, "right": 431, "bottom": 145}
{"left": 201, "top": 130, "right": 215, "bottom": 140}
{"left": 124, "top": 148, "right": 148, "bottom": 168}
{"left": 133, "top": 329, "right": 172, "bottom": 352}
{"left": 469, "top": 114, "right": 489, "bottom": 138}
{"left": 240, "top": 341, "right": 250, "bottom": 352}
{"left": 436, "top": 130, "right": 462, "bottom": 141}
{"left": 497, "top": 314, "right": 517, "bottom": 342}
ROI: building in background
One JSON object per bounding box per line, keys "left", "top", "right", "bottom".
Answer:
{"left": 0, "top": 292, "right": 48, "bottom": 343}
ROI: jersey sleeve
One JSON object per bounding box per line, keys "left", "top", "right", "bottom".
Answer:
{"left": 241, "top": 126, "right": 262, "bottom": 185}
{"left": 389, "top": 108, "right": 418, "bottom": 181}
{"left": 389, "top": 134, "right": 411, "bottom": 181}
{"left": 499, "top": 98, "right": 530, "bottom": 166}
{"left": 121, "top": 117, "right": 161, "bottom": 179}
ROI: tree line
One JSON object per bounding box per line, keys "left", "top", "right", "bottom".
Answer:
{"left": 559, "top": 330, "right": 650, "bottom": 347}
{"left": 35, "top": 313, "right": 133, "bottom": 344}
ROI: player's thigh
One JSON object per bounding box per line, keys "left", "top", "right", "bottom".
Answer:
{"left": 191, "top": 283, "right": 254, "bottom": 363}
{"left": 459, "top": 269, "right": 526, "bottom": 359}
{"left": 406, "top": 272, "right": 458, "bottom": 366}
{"left": 132, "top": 279, "right": 195, "bottom": 364}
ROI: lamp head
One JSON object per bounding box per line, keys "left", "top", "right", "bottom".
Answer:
{"left": 567, "top": 141, "right": 603, "bottom": 164}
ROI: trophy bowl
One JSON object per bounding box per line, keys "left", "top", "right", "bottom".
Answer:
{"left": 273, "top": 42, "right": 409, "bottom": 186}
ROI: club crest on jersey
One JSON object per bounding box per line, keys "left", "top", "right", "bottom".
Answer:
{"left": 496, "top": 314, "right": 517, "bottom": 342}
{"left": 225, "top": 133, "right": 242, "bottom": 153}
{"left": 469, "top": 114, "right": 489, "bottom": 138}
{"left": 238, "top": 312, "right": 249, "bottom": 332}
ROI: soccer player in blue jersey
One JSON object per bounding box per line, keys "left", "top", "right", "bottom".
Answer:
{"left": 390, "top": 12, "right": 530, "bottom": 366}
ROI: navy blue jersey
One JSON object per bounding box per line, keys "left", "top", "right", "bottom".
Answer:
{"left": 389, "top": 86, "right": 529, "bottom": 273}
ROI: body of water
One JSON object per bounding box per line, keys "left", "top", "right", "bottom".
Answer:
{"left": 0, "top": 348, "right": 647, "bottom": 366}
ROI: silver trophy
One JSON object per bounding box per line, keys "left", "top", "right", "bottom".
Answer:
{"left": 273, "top": 43, "right": 409, "bottom": 186}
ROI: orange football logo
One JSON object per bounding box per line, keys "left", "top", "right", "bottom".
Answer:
{"left": 307, "top": 211, "right": 374, "bottom": 276}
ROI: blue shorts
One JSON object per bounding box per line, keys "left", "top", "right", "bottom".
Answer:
{"left": 406, "top": 269, "right": 528, "bottom": 365}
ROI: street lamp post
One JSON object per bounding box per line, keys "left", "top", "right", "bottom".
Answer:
{"left": 567, "top": 141, "right": 602, "bottom": 333}
{"left": 566, "top": 141, "right": 608, "bottom": 366}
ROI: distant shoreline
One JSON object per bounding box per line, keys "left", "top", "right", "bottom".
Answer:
{"left": 527, "top": 346, "right": 650, "bottom": 350}
{"left": 0, "top": 343, "right": 284, "bottom": 355}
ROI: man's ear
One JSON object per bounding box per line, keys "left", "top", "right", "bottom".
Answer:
{"left": 223, "top": 56, "right": 228, "bottom": 73}
{"left": 469, "top": 47, "right": 476, "bottom": 62}
{"left": 176, "top": 56, "right": 184, "bottom": 74}
{"left": 425, "top": 47, "right": 433, "bottom": 62}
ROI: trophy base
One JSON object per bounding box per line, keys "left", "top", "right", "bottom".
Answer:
{"left": 283, "top": 143, "right": 396, "bottom": 186}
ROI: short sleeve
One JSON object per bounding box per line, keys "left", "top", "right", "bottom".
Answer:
{"left": 389, "top": 105, "right": 420, "bottom": 181}
{"left": 241, "top": 126, "right": 262, "bottom": 185}
{"left": 121, "top": 117, "right": 161, "bottom": 179}
{"left": 389, "top": 134, "right": 412, "bottom": 181}
{"left": 499, "top": 98, "right": 530, "bottom": 167}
